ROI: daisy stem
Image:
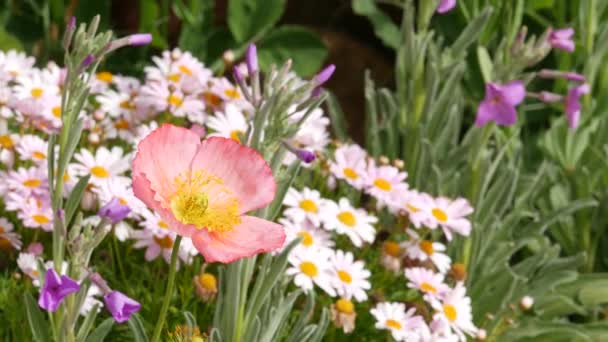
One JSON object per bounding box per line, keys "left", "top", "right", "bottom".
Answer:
{"left": 151, "top": 235, "right": 182, "bottom": 342}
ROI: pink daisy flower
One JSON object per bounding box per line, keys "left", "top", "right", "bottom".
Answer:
{"left": 413, "top": 196, "right": 474, "bottom": 240}
{"left": 132, "top": 124, "right": 284, "bottom": 263}
{"left": 329, "top": 144, "right": 368, "bottom": 190}
{"left": 364, "top": 162, "right": 408, "bottom": 208}
{"left": 405, "top": 267, "right": 450, "bottom": 300}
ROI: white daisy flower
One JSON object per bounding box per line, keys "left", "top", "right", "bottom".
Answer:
{"left": 283, "top": 187, "right": 325, "bottom": 227}
{"left": 91, "top": 71, "right": 116, "bottom": 93}
{"left": 364, "top": 162, "right": 408, "bottom": 208}
{"left": 206, "top": 103, "right": 248, "bottom": 143}
{"left": 370, "top": 302, "right": 427, "bottom": 341}
{"left": 17, "top": 252, "right": 41, "bottom": 281}
{"left": 13, "top": 70, "right": 59, "bottom": 101}
{"left": 320, "top": 197, "right": 377, "bottom": 247}
{"left": 80, "top": 284, "right": 103, "bottom": 316}
{"left": 6, "top": 166, "right": 49, "bottom": 197}
{"left": 286, "top": 246, "right": 336, "bottom": 296}
{"left": 329, "top": 250, "right": 371, "bottom": 302}
{"left": 93, "top": 178, "right": 146, "bottom": 218}
{"left": 15, "top": 134, "right": 48, "bottom": 164}
{"left": 430, "top": 283, "right": 477, "bottom": 341}
{"left": 282, "top": 106, "right": 330, "bottom": 166}
{"left": 0, "top": 86, "right": 16, "bottom": 119}
{"left": 73, "top": 146, "right": 131, "bottom": 185}
{"left": 0, "top": 50, "right": 35, "bottom": 80}
{"left": 17, "top": 197, "right": 54, "bottom": 231}
{"left": 207, "top": 77, "right": 252, "bottom": 112}
{"left": 404, "top": 267, "right": 449, "bottom": 301}
{"left": 403, "top": 229, "right": 452, "bottom": 274}
{"left": 0, "top": 217, "right": 22, "bottom": 250}
{"left": 131, "top": 225, "right": 194, "bottom": 267}
{"left": 279, "top": 217, "right": 334, "bottom": 253}
{"left": 96, "top": 89, "right": 137, "bottom": 118}
{"left": 329, "top": 144, "right": 368, "bottom": 189}
{"left": 413, "top": 196, "right": 474, "bottom": 240}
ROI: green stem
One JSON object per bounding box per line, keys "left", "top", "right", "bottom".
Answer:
{"left": 151, "top": 235, "right": 182, "bottom": 342}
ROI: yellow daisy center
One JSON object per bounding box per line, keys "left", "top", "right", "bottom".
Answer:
{"left": 343, "top": 167, "right": 358, "bottom": 179}
{"left": 23, "top": 178, "right": 41, "bottom": 188}
{"left": 198, "top": 273, "right": 217, "bottom": 291}
{"left": 170, "top": 170, "right": 241, "bottom": 233}
{"left": 167, "top": 94, "right": 183, "bottom": 107}
{"left": 153, "top": 235, "right": 174, "bottom": 249}
{"left": 297, "top": 231, "right": 314, "bottom": 246}
{"left": 229, "top": 130, "right": 243, "bottom": 143}
{"left": 337, "top": 270, "right": 353, "bottom": 284}
{"left": 203, "top": 92, "right": 222, "bottom": 107}
{"left": 0, "top": 135, "right": 14, "bottom": 148}
{"left": 90, "top": 166, "right": 110, "bottom": 178}
{"left": 299, "top": 199, "right": 318, "bottom": 213}
{"left": 52, "top": 106, "right": 61, "bottom": 118}
{"left": 158, "top": 221, "right": 168, "bottom": 229}
{"left": 114, "top": 119, "right": 130, "bottom": 130}
{"left": 383, "top": 241, "right": 401, "bottom": 257}
{"left": 443, "top": 304, "right": 457, "bottom": 322}
{"left": 420, "top": 282, "right": 437, "bottom": 294}
{"left": 118, "top": 197, "right": 128, "bottom": 205}
{"left": 336, "top": 298, "right": 355, "bottom": 314}
{"left": 167, "top": 73, "right": 181, "bottom": 82}
{"left": 32, "top": 214, "right": 50, "bottom": 224}
{"left": 337, "top": 211, "right": 356, "bottom": 227}
{"left": 96, "top": 72, "right": 113, "bottom": 83}
{"left": 120, "top": 100, "right": 136, "bottom": 110}
{"left": 33, "top": 151, "right": 46, "bottom": 160}
{"left": 178, "top": 65, "right": 193, "bottom": 76}
{"left": 420, "top": 240, "right": 434, "bottom": 255}
{"left": 406, "top": 203, "right": 419, "bottom": 213}
{"left": 373, "top": 178, "right": 392, "bottom": 191}
{"left": 432, "top": 208, "right": 448, "bottom": 222}
{"left": 385, "top": 319, "right": 402, "bottom": 330}
{"left": 300, "top": 261, "right": 318, "bottom": 277}
{"left": 224, "top": 88, "right": 241, "bottom": 99}
{"left": 31, "top": 88, "right": 44, "bottom": 98}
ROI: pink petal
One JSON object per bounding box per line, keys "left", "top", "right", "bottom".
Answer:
{"left": 191, "top": 215, "right": 285, "bottom": 263}
{"left": 191, "top": 137, "right": 276, "bottom": 214}
{"left": 132, "top": 124, "right": 201, "bottom": 208}
{"left": 501, "top": 81, "right": 526, "bottom": 106}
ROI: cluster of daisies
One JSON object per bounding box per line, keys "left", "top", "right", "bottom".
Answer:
{"left": 279, "top": 143, "right": 479, "bottom": 341}
{"left": 0, "top": 48, "right": 332, "bottom": 315}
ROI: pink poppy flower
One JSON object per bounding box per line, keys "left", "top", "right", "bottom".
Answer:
{"left": 132, "top": 124, "right": 284, "bottom": 263}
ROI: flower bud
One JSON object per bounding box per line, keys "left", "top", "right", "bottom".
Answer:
{"left": 519, "top": 295, "right": 534, "bottom": 311}
{"left": 246, "top": 44, "right": 258, "bottom": 75}
{"left": 331, "top": 298, "right": 356, "bottom": 334}
{"left": 194, "top": 272, "right": 218, "bottom": 302}
{"left": 449, "top": 263, "right": 467, "bottom": 282}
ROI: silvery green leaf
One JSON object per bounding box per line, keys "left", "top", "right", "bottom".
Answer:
{"left": 24, "top": 293, "right": 50, "bottom": 342}
{"left": 76, "top": 303, "right": 100, "bottom": 342}
{"left": 325, "top": 92, "right": 348, "bottom": 141}
{"left": 450, "top": 7, "right": 493, "bottom": 59}
{"left": 65, "top": 174, "right": 91, "bottom": 227}
{"left": 126, "top": 313, "right": 149, "bottom": 342}
{"left": 85, "top": 318, "right": 113, "bottom": 342}
{"left": 258, "top": 290, "right": 301, "bottom": 342}
{"left": 352, "top": 0, "right": 400, "bottom": 49}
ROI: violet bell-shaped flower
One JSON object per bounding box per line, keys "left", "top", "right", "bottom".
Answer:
{"left": 565, "top": 83, "right": 590, "bottom": 129}
{"left": 475, "top": 81, "right": 526, "bottom": 127}
{"left": 437, "top": 0, "right": 456, "bottom": 13}
{"left": 38, "top": 268, "right": 80, "bottom": 312}
{"left": 98, "top": 197, "right": 131, "bottom": 223}
{"left": 104, "top": 290, "right": 142, "bottom": 323}
{"left": 548, "top": 28, "right": 575, "bottom": 52}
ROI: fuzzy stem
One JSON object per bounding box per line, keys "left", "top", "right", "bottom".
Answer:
{"left": 151, "top": 235, "right": 182, "bottom": 342}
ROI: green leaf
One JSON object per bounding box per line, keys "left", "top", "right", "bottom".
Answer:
{"left": 0, "top": 28, "right": 23, "bottom": 51}
{"left": 228, "top": 0, "right": 286, "bottom": 43}
{"left": 24, "top": 293, "right": 50, "bottom": 342}
{"left": 258, "top": 26, "right": 327, "bottom": 76}
{"left": 127, "top": 313, "right": 149, "bottom": 342}
{"left": 477, "top": 46, "right": 493, "bottom": 82}
{"left": 352, "top": 0, "right": 400, "bottom": 49}
{"left": 85, "top": 318, "right": 114, "bottom": 342}
{"left": 138, "top": 1, "right": 167, "bottom": 49}
{"left": 325, "top": 92, "right": 349, "bottom": 141}
{"left": 526, "top": 0, "right": 554, "bottom": 10}
{"left": 64, "top": 174, "right": 91, "bottom": 226}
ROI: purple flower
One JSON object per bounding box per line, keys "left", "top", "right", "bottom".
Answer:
{"left": 475, "top": 81, "right": 525, "bottom": 127}
{"left": 548, "top": 28, "right": 575, "bottom": 52}
{"left": 68, "top": 17, "right": 76, "bottom": 30}
{"left": 246, "top": 44, "right": 258, "bottom": 75}
{"left": 98, "top": 197, "right": 131, "bottom": 223}
{"left": 437, "top": 0, "right": 456, "bottom": 13}
{"left": 80, "top": 54, "right": 94, "bottom": 68}
{"left": 104, "top": 291, "right": 141, "bottom": 323}
{"left": 127, "top": 33, "right": 153, "bottom": 46}
{"left": 38, "top": 268, "right": 80, "bottom": 312}
{"left": 297, "top": 149, "right": 316, "bottom": 163}
{"left": 565, "top": 83, "right": 590, "bottom": 129}
{"left": 314, "top": 64, "right": 336, "bottom": 87}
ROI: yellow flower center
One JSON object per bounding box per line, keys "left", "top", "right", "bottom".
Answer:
{"left": 297, "top": 231, "right": 314, "bottom": 246}
{"left": 114, "top": 119, "right": 130, "bottom": 130}
{"left": 383, "top": 241, "right": 401, "bottom": 257}
{"left": 31, "top": 88, "right": 44, "bottom": 98}
{"left": 224, "top": 88, "right": 241, "bottom": 99}
{"left": 168, "top": 73, "right": 180, "bottom": 82}
{"left": 118, "top": 197, "right": 128, "bottom": 205}
{"left": 432, "top": 208, "right": 448, "bottom": 222}
{"left": 96, "top": 71, "right": 113, "bottom": 83}
{"left": 52, "top": 106, "right": 61, "bottom": 118}
{"left": 0, "top": 135, "right": 14, "bottom": 148}
{"left": 203, "top": 92, "right": 222, "bottom": 107}
{"left": 230, "top": 130, "right": 243, "bottom": 143}
{"left": 153, "top": 235, "right": 174, "bottom": 249}
{"left": 443, "top": 304, "right": 457, "bottom": 322}
{"left": 158, "top": 221, "right": 168, "bottom": 229}
{"left": 373, "top": 178, "right": 392, "bottom": 191}
{"left": 198, "top": 273, "right": 217, "bottom": 291}
{"left": 90, "top": 166, "right": 110, "bottom": 178}
{"left": 179, "top": 65, "right": 193, "bottom": 76}
{"left": 170, "top": 170, "right": 241, "bottom": 233}
{"left": 337, "top": 211, "right": 356, "bottom": 227}
{"left": 63, "top": 171, "right": 70, "bottom": 182}
{"left": 33, "top": 151, "right": 46, "bottom": 160}
{"left": 120, "top": 100, "right": 135, "bottom": 110}
{"left": 343, "top": 167, "right": 358, "bottom": 179}
{"left": 406, "top": 203, "right": 419, "bottom": 213}
{"left": 420, "top": 282, "right": 437, "bottom": 294}
{"left": 32, "top": 214, "right": 50, "bottom": 224}
{"left": 299, "top": 199, "right": 318, "bottom": 213}
{"left": 167, "top": 94, "right": 183, "bottom": 107}
{"left": 419, "top": 240, "right": 434, "bottom": 255}
{"left": 337, "top": 270, "right": 353, "bottom": 284}
{"left": 385, "top": 319, "right": 402, "bottom": 330}
{"left": 335, "top": 298, "right": 355, "bottom": 314}
{"left": 0, "top": 227, "right": 4, "bottom": 234}
{"left": 23, "top": 178, "right": 41, "bottom": 188}
{"left": 300, "top": 261, "right": 318, "bottom": 277}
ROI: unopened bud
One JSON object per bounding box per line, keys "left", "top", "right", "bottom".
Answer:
{"left": 450, "top": 263, "right": 467, "bottom": 282}
{"left": 519, "top": 296, "right": 534, "bottom": 311}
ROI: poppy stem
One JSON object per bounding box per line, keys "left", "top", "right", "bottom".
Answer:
{"left": 151, "top": 235, "right": 182, "bottom": 342}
